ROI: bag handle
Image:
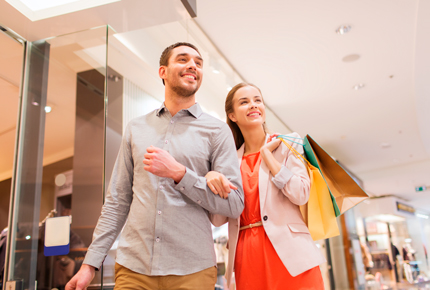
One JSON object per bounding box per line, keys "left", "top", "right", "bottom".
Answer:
{"left": 276, "top": 134, "right": 304, "bottom": 146}
{"left": 276, "top": 136, "right": 311, "bottom": 169}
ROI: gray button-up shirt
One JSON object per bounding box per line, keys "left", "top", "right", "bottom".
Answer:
{"left": 83, "top": 103, "right": 244, "bottom": 276}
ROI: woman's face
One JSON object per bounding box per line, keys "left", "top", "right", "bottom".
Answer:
{"left": 229, "top": 85, "right": 266, "bottom": 129}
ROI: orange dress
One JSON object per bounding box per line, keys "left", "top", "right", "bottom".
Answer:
{"left": 234, "top": 151, "right": 324, "bottom": 290}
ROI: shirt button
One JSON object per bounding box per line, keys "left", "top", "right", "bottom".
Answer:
{"left": 156, "top": 237, "right": 160, "bottom": 242}
{"left": 165, "top": 140, "right": 169, "bottom": 144}
{"left": 197, "top": 200, "right": 202, "bottom": 204}
{"left": 263, "top": 215, "right": 268, "bottom": 221}
{"left": 180, "top": 187, "right": 185, "bottom": 191}
{"left": 170, "top": 120, "right": 174, "bottom": 124}
{"left": 159, "top": 185, "right": 164, "bottom": 190}
{"left": 158, "top": 210, "right": 162, "bottom": 215}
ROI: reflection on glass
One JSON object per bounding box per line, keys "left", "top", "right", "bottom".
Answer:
{"left": 7, "top": 26, "right": 108, "bottom": 290}
{"left": 0, "top": 30, "right": 23, "bottom": 288}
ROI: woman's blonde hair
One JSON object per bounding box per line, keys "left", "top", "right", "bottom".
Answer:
{"left": 225, "top": 82, "right": 267, "bottom": 149}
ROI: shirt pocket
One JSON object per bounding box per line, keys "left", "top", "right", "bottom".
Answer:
{"left": 288, "top": 223, "right": 311, "bottom": 235}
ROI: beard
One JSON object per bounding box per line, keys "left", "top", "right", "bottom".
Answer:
{"left": 171, "top": 83, "right": 198, "bottom": 98}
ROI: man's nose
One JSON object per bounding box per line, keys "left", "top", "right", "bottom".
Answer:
{"left": 187, "top": 59, "right": 197, "bottom": 70}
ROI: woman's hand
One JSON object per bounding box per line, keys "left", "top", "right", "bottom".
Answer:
{"left": 261, "top": 138, "right": 282, "bottom": 153}
{"left": 260, "top": 138, "right": 282, "bottom": 176}
{"left": 205, "top": 171, "right": 238, "bottom": 199}
{"left": 267, "top": 133, "right": 281, "bottom": 143}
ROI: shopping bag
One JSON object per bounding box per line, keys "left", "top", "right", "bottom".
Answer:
{"left": 303, "top": 135, "right": 368, "bottom": 216}
{"left": 278, "top": 137, "right": 340, "bottom": 241}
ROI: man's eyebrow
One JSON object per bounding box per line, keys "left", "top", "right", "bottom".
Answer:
{"left": 176, "top": 53, "right": 203, "bottom": 62}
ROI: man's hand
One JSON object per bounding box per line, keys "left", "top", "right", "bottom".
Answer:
{"left": 205, "top": 171, "right": 238, "bottom": 199}
{"left": 143, "top": 146, "right": 186, "bottom": 183}
{"left": 65, "top": 264, "right": 95, "bottom": 290}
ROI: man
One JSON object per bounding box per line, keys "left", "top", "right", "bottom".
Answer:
{"left": 66, "top": 42, "right": 244, "bottom": 290}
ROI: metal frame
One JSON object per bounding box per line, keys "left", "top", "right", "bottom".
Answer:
{"left": 0, "top": 24, "right": 28, "bottom": 290}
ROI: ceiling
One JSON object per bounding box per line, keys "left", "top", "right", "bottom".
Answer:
{"left": 0, "top": 0, "right": 429, "bottom": 210}
{"left": 194, "top": 0, "right": 430, "bottom": 209}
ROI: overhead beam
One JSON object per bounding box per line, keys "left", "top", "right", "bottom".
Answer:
{"left": 181, "top": 0, "right": 197, "bottom": 17}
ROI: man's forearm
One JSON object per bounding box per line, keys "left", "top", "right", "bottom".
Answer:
{"left": 174, "top": 168, "right": 244, "bottom": 218}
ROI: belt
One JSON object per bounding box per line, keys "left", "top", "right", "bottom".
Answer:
{"left": 239, "top": 221, "right": 263, "bottom": 231}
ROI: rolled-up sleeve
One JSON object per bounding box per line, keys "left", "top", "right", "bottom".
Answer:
{"left": 271, "top": 165, "right": 294, "bottom": 190}
{"left": 175, "top": 124, "right": 244, "bottom": 218}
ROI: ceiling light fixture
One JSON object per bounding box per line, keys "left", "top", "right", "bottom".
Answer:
{"left": 45, "top": 106, "right": 52, "bottom": 113}
{"left": 416, "top": 213, "right": 429, "bottom": 219}
{"left": 342, "top": 54, "right": 360, "bottom": 62}
{"left": 6, "top": 0, "right": 120, "bottom": 21}
{"left": 336, "top": 25, "right": 351, "bottom": 35}
{"left": 353, "top": 83, "right": 365, "bottom": 90}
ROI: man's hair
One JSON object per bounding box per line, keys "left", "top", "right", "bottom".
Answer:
{"left": 159, "top": 42, "right": 200, "bottom": 85}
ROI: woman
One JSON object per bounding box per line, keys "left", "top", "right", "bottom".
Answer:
{"left": 208, "top": 83, "right": 326, "bottom": 290}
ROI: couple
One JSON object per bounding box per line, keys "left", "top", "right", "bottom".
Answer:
{"left": 66, "top": 42, "right": 325, "bottom": 290}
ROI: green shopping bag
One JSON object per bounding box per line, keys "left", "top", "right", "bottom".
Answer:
{"left": 302, "top": 135, "right": 368, "bottom": 216}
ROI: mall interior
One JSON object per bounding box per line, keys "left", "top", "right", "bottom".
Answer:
{"left": 0, "top": 0, "right": 430, "bottom": 289}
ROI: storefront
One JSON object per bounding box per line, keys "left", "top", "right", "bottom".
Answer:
{"left": 352, "top": 196, "right": 430, "bottom": 289}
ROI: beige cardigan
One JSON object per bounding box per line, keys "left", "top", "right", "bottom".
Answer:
{"left": 210, "top": 133, "right": 326, "bottom": 288}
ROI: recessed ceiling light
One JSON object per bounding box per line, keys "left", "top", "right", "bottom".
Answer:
{"left": 336, "top": 25, "right": 351, "bottom": 35}
{"left": 353, "top": 83, "right": 365, "bottom": 90}
{"left": 342, "top": 54, "right": 360, "bottom": 62}
{"left": 45, "top": 106, "right": 52, "bottom": 113}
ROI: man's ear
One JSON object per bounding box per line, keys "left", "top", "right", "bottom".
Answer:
{"left": 228, "top": 113, "right": 237, "bottom": 123}
{"left": 159, "top": 66, "right": 166, "bottom": 81}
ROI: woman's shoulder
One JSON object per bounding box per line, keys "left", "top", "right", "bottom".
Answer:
{"left": 280, "top": 132, "right": 302, "bottom": 138}
{"left": 277, "top": 132, "right": 305, "bottom": 154}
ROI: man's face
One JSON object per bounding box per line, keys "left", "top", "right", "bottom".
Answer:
{"left": 160, "top": 45, "right": 203, "bottom": 98}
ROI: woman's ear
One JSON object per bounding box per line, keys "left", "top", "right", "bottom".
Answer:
{"left": 228, "top": 113, "right": 237, "bottom": 123}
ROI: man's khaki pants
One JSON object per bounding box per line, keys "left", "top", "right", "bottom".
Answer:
{"left": 114, "top": 263, "right": 217, "bottom": 290}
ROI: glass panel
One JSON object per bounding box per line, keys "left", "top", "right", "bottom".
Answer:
{"left": 0, "top": 30, "right": 24, "bottom": 288}
{"left": 6, "top": 26, "right": 108, "bottom": 290}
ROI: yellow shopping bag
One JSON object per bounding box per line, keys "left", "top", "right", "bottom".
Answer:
{"left": 279, "top": 138, "right": 340, "bottom": 241}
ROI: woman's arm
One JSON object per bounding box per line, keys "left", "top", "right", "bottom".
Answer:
{"left": 260, "top": 138, "right": 282, "bottom": 176}
{"left": 263, "top": 134, "right": 310, "bottom": 206}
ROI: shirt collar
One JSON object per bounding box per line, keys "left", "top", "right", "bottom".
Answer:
{"left": 156, "top": 102, "right": 203, "bottom": 119}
